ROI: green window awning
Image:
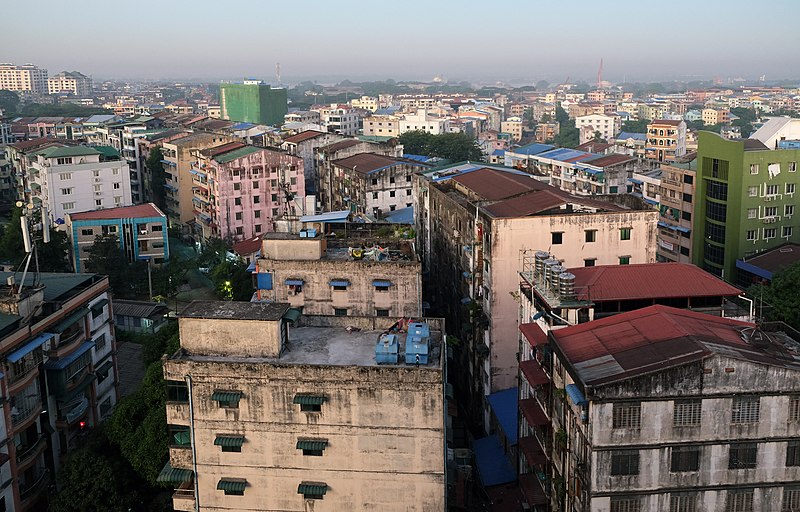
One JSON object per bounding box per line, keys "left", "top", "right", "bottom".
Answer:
{"left": 282, "top": 308, "right": 302, "bottom": 325}
{"left": 157, "top": 462, "right": 193, "bottom": 483}
{"left": 293, "top": 394, "right": 326, "bottom": 406}
{"left": 90, "top": 298, "right": 109, "bottom": 312}
{"left": 217, "top": 479, "right": 247, "bottom": 493}
{"left": 173, "top": 431, "right": 191, "bottom": 446}
{"left": 298, "top": 482, "right": 328, "bottom": 496}
{"left": 211, "top": 390, "right": 242, "bottom": 403}
{"left": 296, "top": 439, "right": 328, "bottom": 451}
{"left": 96, "top": 360, "right": 114, "bottom": 377}
{"left": 53, "top": 308, "right": 90, "bottom": 333}
{"left": 214, "top": 435, "right": 244, "bottom": 448}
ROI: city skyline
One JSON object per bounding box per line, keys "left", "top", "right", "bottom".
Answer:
{"left": 3, "top": 0, "right": 800, "bottom": 83}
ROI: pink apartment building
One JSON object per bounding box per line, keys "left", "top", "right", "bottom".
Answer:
{"left": 190, "top": 142, "right": 305, "bottom": 242}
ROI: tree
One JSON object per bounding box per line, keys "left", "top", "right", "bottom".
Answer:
{"left": 16, "top": 103, "right": 110, "bottom": 117}
{"left": 0, "top": 90, "right": 20, "bottom": 115}
{"left": 427, "top": 132, "right": 484, "bottom": 162}
{"left": 0, "top": 207, "right": 24, "bottom": 262}
{"left": 592, "top": 131, "right": 607, "bottom": 143}
{"left": 0, "top": 207, "right": 70, "bottom": 271}
{"left": 146, "top": 147, "right": 166, "bottom": 210}
{"left": 749, "top": 262, "right": 800, "bottom": 330}
{"left": 85, "top": 234, "right": 134, "bottom": 297}
{"left": 621, "top": 119, "right": 649, "bottom": 133}
{"left": 398, "top": 130, "right": 434, "bottom": 155}
{"left": 210, "top": 259, "right": 253, "bottom": 301}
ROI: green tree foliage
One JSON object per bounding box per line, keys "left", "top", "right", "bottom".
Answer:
{"left": 749, "top": 262, "right": 800, "bottom": 330}
{"left": 0, "top": 90, "right": 20, "bottom": 115}
{"left": 0, "top": 207, "right": 70, "bottom": 271}
{"left": 398, "top": 131, "right": 483, "bottom": 161}
{"left": 210, "top": 259, "right": 253, "bottom": 301}
{"left": 621, "top": 119, "right": 649, "bottom": 133}
{"left": 0, "top": 207, "right": 24, "bottom": 262}
{"left": 85, "top": 234, "right": 134, "bottom": 296}
{"left": 552, "top": 108, "right": 580, "bottom": 149}
{"left": 731, "top": 107, "right": 758, "bottom": 124}
{"left": 16, "top": 103, "right": 110, "bottom": 117}
{"left": 146, "top": 147, "right": 167, "bottom": 210}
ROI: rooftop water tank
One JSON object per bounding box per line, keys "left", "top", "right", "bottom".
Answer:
{"left": 405, "top": 322, "right": 431, "bottom": 365}
{"left": 550, "top": 265, "right": 566, "bottom": 293}
{"left": 559, "top": 272, "right": 576, "bottom": 301}
{"left": 408, "top": 322, "right": 430, "bottom": 339}
{"left": 375, "top": 333, "right": 399, "bottom": 364}
{"left": 534, "top": 251, "right": 550, "bottom": 281}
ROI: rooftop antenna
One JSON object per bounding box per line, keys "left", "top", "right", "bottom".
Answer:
{"left": 596, "top": 58, "right": 604, "bottom": 89}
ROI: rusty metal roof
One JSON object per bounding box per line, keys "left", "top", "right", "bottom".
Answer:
{"left": 283, "top": 130, "right": 326, "bottom": 144}
{"left": 567, "top": 263, "right": 742, "bottom": 302}
{"left": 451, "top": 168, "right": 545, "bottom": 200}
{"left": 483, "top": 190, "right": 566, "bottom": 218}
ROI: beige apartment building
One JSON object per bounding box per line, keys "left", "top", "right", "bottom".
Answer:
{"left": 162, "top": 301, "right": 446, "bottom": 512}
{"left": 0, "top": 63, "right": 48, "bottom": 93}
{"left": 645, "top": 119, "right": 687, "bottom": 163}
{"left": 500, "top": 117, "right": 523, "bottom": 141}
{"left": 362, "top": 115, "right": 400, "bottom": 137}
{"left": 255, "top": 232, "right": 421, "bottom": 318}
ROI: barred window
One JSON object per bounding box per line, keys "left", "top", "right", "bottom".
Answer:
{"left": 610, "top": 496, "right": 641, "bottom": 512}
{"left": 790, "top": 396, "right": 800, "bottom": 422}
{"left": 613, "top": 402, "right": 641, "bottom": 429}
{"left": 731, "top": 396, "right": 760, "bottom": 424}
{"left": 787, "top": 441, "right": 800, "bottom": 467}
{"left": 674, "top": 399, "right": 702, "bottom": 427}
{"left": 670, "top": 493, "right": 698, "bottom": 512}
{"left": 783, "top": 486, "right": 800, "bottom": 511}
{"left": 726, "top": 489, "right": 754, "bottom": 512}
{"left": 728, "top": 443, "right": 758, "bottom": 470}
{"left": 610, "top": 450, "right": 639, "bottom": 476}
{"left": 670, "top": 446, "right": 701, "bottom": 472}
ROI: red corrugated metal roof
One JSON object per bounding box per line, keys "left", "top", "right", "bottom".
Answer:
{"left": 568, "top": 263, "right": 741, "bottom": 302}
{"left": 520, "top": 323, "right": 548, "bottom": 347}
{"left": 520, "top": 360, "right": 550, "bottom": 386}
{"left": 233, "top": 236, "right": 262, "bottom": 256}
{"left": 451, "top": 168, "right": 545, "bottom": 201}
{"left": 484, "top": 190, "right": 566, "bottom": 218}
{"left": 519, "top": 398, "right": 549, "bottom": 425}
{"left": 333, "top": 153, "right": 402, "bottom": 174}
{"left": 69, "top": 203, "right": 164, "bottom": 220}
{"left": 283, "top": 130, "right": 326, "bottom": 144}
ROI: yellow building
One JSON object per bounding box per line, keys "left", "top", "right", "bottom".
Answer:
{"left": 645, "top": 119, "right": 687, "bottom": 162}
{"left": 500, "top": 117, "right": 523, "bottom": 141}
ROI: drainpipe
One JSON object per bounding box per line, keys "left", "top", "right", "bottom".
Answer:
{"left": 185, "top": 375, "right": 199, "bottom": 512}
{"left": 738, "top": 294, "right": 754, "bottom": 322}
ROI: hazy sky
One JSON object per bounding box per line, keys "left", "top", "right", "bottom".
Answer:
{"left": 3, "top": 0, "right": 799, "bottom": 83}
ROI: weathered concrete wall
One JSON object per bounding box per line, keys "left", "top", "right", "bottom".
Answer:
{"left": 178, "top": 317, "right": 282, "bottom": 357}
{"left": 262, "top": 236, "right": 326, "bottom": 260}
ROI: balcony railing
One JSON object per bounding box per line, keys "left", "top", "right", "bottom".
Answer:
{"left": 11, "top": 400, "right": 42, "bottom": 427}
{"left": 16, "top": 435, "right": 46, "bottom": 467}
{"left": 19, "top": 468, "right": 49, "bottom": 502}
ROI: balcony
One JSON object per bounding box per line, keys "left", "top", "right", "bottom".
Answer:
{"left": 519, "top": 434, "right": 548, "bottom": 467}
{"left": 172, "top": 482, "right": 195, "bottom": 512}
{"left": 19, "top": 469, "right": 49, "bottom": 506}
{"left": 16, "top": 435, "right": 47, "bottom": 469}
{"left": 166, "top": 402, "right": 191, "bottom": 425}
{"left": 519, "top": 472, "right": 548, "bottom": 507}
{"left": 170, "top": 446, "right": 193, "bottom": 469}
{"left": 520, "top": 398, "right": 549, "bottom": 428}
{"left": 12, "top": 400, "right": 43, "bottom": 428}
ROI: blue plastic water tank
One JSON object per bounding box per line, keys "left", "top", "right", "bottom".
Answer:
{"left": 375, "top": 334, "right": 399, "bottom": 364}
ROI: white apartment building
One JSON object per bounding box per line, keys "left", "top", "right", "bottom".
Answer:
{"left": 399, "top": 109, "right": 449, "bottom": 135}
{"left": 316, "top": 105, "right": 361, "bottom": 135}
{"left": 47, "top": 71, "right": 93, "bottom": 97}
{"left": 23, "top": 145, "right": 132, "bottom": 222}
{"left": 362, "top": 115, "right": 400, "bottom": 137}
{"left": 0, "top": 63, "right": 48, "bottom": 93}
{"left": 350, "top": 95, "right": 379, "bottom": 112}
{"left": 575, "top": 113, "right": 621, "bottom": 144}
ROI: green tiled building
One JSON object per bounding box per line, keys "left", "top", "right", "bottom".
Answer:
{"left": 219, "top": 80, "right": 287, "bottom": 126}
{"left": 692, "top": 131, "right": 800, "bottom": 282}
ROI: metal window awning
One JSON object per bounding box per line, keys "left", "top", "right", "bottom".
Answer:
{"left": 293, "top": 394, "right": 326, "bottom": 406}
{"left": 329, "top": 279, "right": 350, "bottom": 287}
{"left": 372, "top": 280, "right": 392, "bottom": 287}
{"left": 217, "top": 479, "right": 247, "bottom": 493}
{"left": 211, "top": 390, "right": 242, "bottom": 403}
{"left": 52, "top": 308, "right": 90, "bottom": 333}
{"left": 296, "top": 439, "right": 328, "bottom": 451}
{"left": 282, "top": 308, "right": 302, "bottom": 325}
{"left": 157, "top": 462, "right": 193, "bottom": 483}
{"left": 173, "top": 430, "right": 191, "bottom": 445}
{"left": 566, "top": 384, "right": 588, "bottom": 407}
{"left": 6, "top": 332, "right": 54, "bottom": 363}
{"left": 285, "top": 279, "right": 304, "bottom": 286}
{"left": 90, "top": 298, "right": 109, "bottom": 312}
{"left": 96, "top": 359, "right": 114, "bottom": 377}
{"left": 214, "top": 435, "right": 245, "bottom": 447}
{"left": 297, "top": 482, "right": 328, "bottom": 496}
{"left": 44, "top": 341, "right": 94, "bottom": 370}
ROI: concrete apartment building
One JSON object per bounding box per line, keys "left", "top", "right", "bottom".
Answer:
{"left": 692, "top": 130, "right": 800, "bottom": 280}
{"left": 47, "top": 71, "right": 92, "bottom": 97}
{"left": 518, "top": 305, "right": 800, "bottom": 512}
{"left": 162, "top": 301, "right": 445, "bottom": 512}
{"left": 350, "top": 96, "right": 379, "bottom": 112}
{"left": 702, "top": 108, "right": 732, "bottom": 126}
{"left": 10, "top": 140, "right": 132, "bottom": 222}
{"left": 645, "top": 119, "right": 687, "bottom": 163}
{"left": 65, "top": 203, "right": 169, "bottom": 272}
{"left": 281, "top": 130, "right": 343, "bottom": 194}
{"left": 362, "top": 115, "right": 400, "bottom": 137}
{"left": 500, "top": 117, "right": 523, "bottom": 142}
{"left": 535, "top": 122, "right": 559, "bottom": 144}
{"left": 190, "top": 142, "right": 304, "bottom": 242}
{"left": 0, "top": 63, "right": 48, "bottom": 94}
{"left": 220, "top": 80, "right": 287, "bottom": 126}
{"left": 415, "top": 163, "right": 657, "bottom": 430}
{"left": 575, "top": 114, "right": 621, "bottom": 144}
{"left": 399, "top": 109, "right": 449, "bottom": 135}
{"left": 328, "top": 153, "right": 431, "bottom": 218}
{"left": 315, "top": 105, "right": 361, "bottom": 135}
{"left": 0, "top": 272, "right": 118, "bottom": 511}
{"left": 254, "top": 231, "right": 421, "bottom": 318}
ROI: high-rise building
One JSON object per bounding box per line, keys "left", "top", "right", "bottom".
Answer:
{"left": 219, "top": 80, "right": 287, "bottom": 126}
{"left": 47, "top": 71, "right": 92, "bottom": 97}
{"left": 161, "top": 301, "right": 446, "bottom": 511}
{"left": 0, "top": 63, "right": 48, "bottom": 93}
{"left": 692, "top": 131, "right": 800, "bottom": 280}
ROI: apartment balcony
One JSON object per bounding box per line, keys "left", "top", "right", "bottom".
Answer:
{"left": 520, "top": 398, "right": 549, "bottom": 429}
{"left": 12, "top": 400, "right": 43, "bottom": 428}
{"left": 518, "top": 472, "right": 548, "bottom": 508}
{"left": 519, "top": 434, "right": 548, "bottom": 468}
{"left": 166, "top": 402, "right": 191, "bottom": 426}
{"left": 16, "top": 434, "right": 47, "bottom": 470}
{"left": 19, "top": 469, "right": 49, "bottom": 510}
{"left": 172, "top": 482, "right": 196, "bottom": 512}
{"left": 660, "top": 195, "right": 681, "bottom": 207}
{"left": 169, "top": 445, "right": 193, "bottom": 469}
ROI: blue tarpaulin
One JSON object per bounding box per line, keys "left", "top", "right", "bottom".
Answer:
{"left": 285, "top": 279, "right": 304, "bottom": 286}
{"left": 566, "top": 384, "right": 588, "bottom": 406}
{"left": 487, "top": 387, "right": 518, "bottom": 444}
{"left": 7, "top": 333, "right": 54, "bottom": 363}
{"left": 257, "top": 273, "right": 273, "bottom": 290}
{"left": 329, "top": 279, "right": 350, "bottom": 287}
{"left": 473, "top": 434, "right": 517, "bottom": 487}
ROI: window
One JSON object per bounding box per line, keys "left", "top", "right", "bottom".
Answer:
{"left": 56, "top": 157, "right": 73, "bottom": 165}
{"left": 746, "top": 230, "right": 757, "bottom": 241}
{"left": 551, "top": 232, "right": 563, "bottom": 244}
{"left": 271, "top": 194, "right": 278, "bottom": 202}
{"left": 95, "top": 199, "right": 102, "bottom": 207}
{"left": 783, "top": 487, "right": 800, "bottom": 511}
{"left": 728, "top": 443, "right": 757, "bottom": 469}
{"left": 610, "top": 450, "right": 639, "bottom": 475}
{"left": 59, "top": 172, "right": 72, "bottom": 180}
{"left": 167, "top": 380, "right": 189, "bottom": 403}
{"left": 254, "top": 210, "right": 261, "bottom": 218}
{"left": 253, "top": 196, "right": 260, "bottom": 204}
{"left": 93, "top": 333, "right": 107, "bottom": 351}
{"left": 767, "top": 184, "right": 779, "bottom": 195}
{"left": 389, "top": 176, "right": 395, "bottom": 184}
{"left": 406, "top": 189, "right": 412, "bottom": 196}
{"left": 670, "top": 493, "right": 697, "bottom": 512}
{"left": 113, "top": 182, "right": 120, "bottom": 190}
{"left": 371, "top": 178, "right": 378, "bottom": 186}
{"left": 255, "top": 225, "right": 262, "bottom": 233}
{"left": 610, "top": 497, "right": 641, "bottom": 512}
{"left": 682, "top": 193, "right": 692, "bottom": 203}
{"left": 406, "top": 175, "right": 412, "bottom": 182}
{"left": 790, "top": 162, "right": 797, "bottom": 173}
{"left": 169, "top": 425, "right": 191, "bottom": 446}
{"left": 765, "top": 206, "right": 778, "bottom": 217}
{"left": 212, "top": 391, "right": 242, "bottom": 408}
{"left": 787, "top": 205, "right": 795, "bottom": 216}
{"left": 726, "top": 489, "right": 754, "bottom": 512}
{"left": 620, "top": 227, "right": 632, "bottom": 240}
{"left": 112, "top": 168, "right": 119, "bottom": 175}
{"left": 234, "top": 197, "right": 241, "bottom": 206}
{"left": 234, "top": 212, "right": 242, "bottom": 221}
{"left": 152, "top": 225, "right": 163, "bottom": 232}
{"left": 747, "top": 208, "right": 758, "bottom": 219}
{"left": 732, "top": 396, "right": 760, "bottom": 423}
{"left": 673, "top": 399, "right": 701, "bottom": 426}
{"left": 234, "top": 183, "right": 241, "bottom": 191}
{"left": 222, "top": 445, "right": 241, "bottom": 453}
{"left": 389, "top": 191, "right": 396, "bottom": 198}
{"left": 784, "top": 227, "right": 794, "bottom": 238}
{"left": 584, "top": 258, "right": 596, "bottom": 267}
{"left": 81, "top": 228, "right": 94, "bottom": 236}
{"left": 585, "top": 230, "right": 597, "bottom": 242}
{"left": 272, "top": 208, "right": 279, "bottom": 216}
{"left": 62, "top": 202, "right": 74, "bottom": 210}
{"left": 790, "top": 396, "right": 800, "bottom": 422}
{"left": 252, "top": 181, "right": 259, "bottom": 188}
{"left": 750, "top": 164, "right": 759, "bottom": 175}
{"left": 94, "top": 184, "right": 102, "bottom": 192}
{"left": 372, "top": 192, "right": 378, "bottom": 200}
{"left": 787, "top": 183, "right": 796, "bottom": 194}
{"left": 671, "top": 445, "right": 701, "bottom": 472}
{"left": 764, "top": 228, "right": 777, "bottom": 239}
{"left": 613, "top": 402, "right": 641, "bottom": 428}
{"left": 235, "top": 227, "right": 243, "bottom": 235}
{"left": 683, "top": 174, "right": 694, "bottom": 184}
{"left": 619, "top": 256, "right": 630, "bottom": 265}
{"left": 705, "top": 180, "right": 728, "bottom": 201}
{"left": 334, "top": 308, "right": 347, "bottom": 317}
{"left": 787, "top": 441, "right": 800, "bottom": 467}
{"left": 748, "top": 186, "right": 759, "bottom": 197}
{"left": 61, "top": 187, "right": 73, "bottom": 195}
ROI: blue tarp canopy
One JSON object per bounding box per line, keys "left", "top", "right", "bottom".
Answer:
{"left": 285, "top": 279, "right": 304, "bottom": 286}
{"left": 372, "top": 280, "right": 392, "bottom": 287}
{"left": 7, "top": 333, "right": 54, "bottom": 363}
{"left": 736, "top": 259, "right": 773, "bottom": 280}
{"left": 487, "top": 387, "right": 518, "bottom": 445}
{"left": 628, "top": 178, "right": 643, "bottom": 184}
{"left": 329, "top": 279, "right": 350, "bottom": 287}
{"left": 44, "top": 341, "right": 94, "bottom": 370}
{"left": 246, "top": 260, "right": 256, "bottom": 272}
{"left": 473, "top": 434, "right": 517, "bottom": 487}
{"left": 566, "top": 384, "right": 588, "bottom": 406}
{"left": 300, "top": 210, "right": 349, "bottom": 224}
{"left": 384, "top": 206, "right": 414, "bottom": 225}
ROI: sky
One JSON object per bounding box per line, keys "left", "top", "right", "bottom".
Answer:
{"left": 3, "top": 0, "right": 800, "bottom": 84}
